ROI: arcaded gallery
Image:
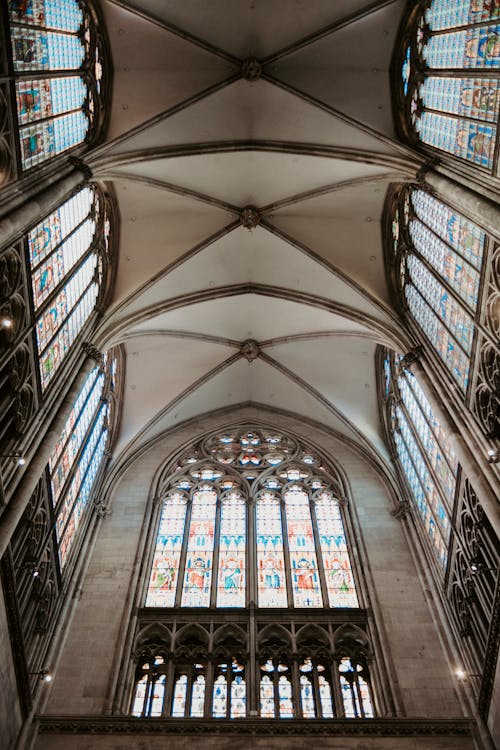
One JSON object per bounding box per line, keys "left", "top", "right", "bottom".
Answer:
{"left": 0, "top": 1, "right": 499, "bottom": 748}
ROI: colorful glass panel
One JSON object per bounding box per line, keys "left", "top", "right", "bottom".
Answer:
{"left": 260, "top": 674, "right": 275, "bottom": 717}
{"left": 426, "top": 0, "right": 500, "bottom": 30}
{"left": 28, "top": 188, "right": 94, "bottom": 267}
{"left": 256, "top": 493, "right": 287, "bottom": 607}
{"left": 150, "top": 676, "right": 165, "bottom": 717}
{"left": 418, "top": 76, "right": 500, "bottom": 123}
{"left": 394, "top": 425, "right": 448, "bottom": 568}
{"left": 409, "top": 220, "right": 480, "bottom": 309}
{"left": 300, "top": 675, "right": 315, "bottom": 718}
{"left": 190, "top": 675, "right": 205, "bottom": 717}
{"left": 415, "top": 112, "right": 496, "bottom": 168}
{"left": 285, "top": 488, "right": 322, "bottom": 608}
{"left": 231, "top": 675, "right": 246, "bottom": 718}
{"left": 315, "top": 492, "right": 358, "bottom": 607}
{"left": 50, "top": 369, "right": 104, "bottom": 502}
{"left": 319, "top": 675, "right": 334, "bottom": 718}
{"left": 9, "top": 0, "right": 84, "bottom": 33}
{"left": 171, "top": 675, "right": 187, "bottom": 717}
{"left": 212, "top": 674, "right": 227, "bottom": 718}
{"left": 405, "top": 280, "right": 471, "bottom": 391}
{"left": 216, "top": 493, "right": 246, "bottom": 607}
{"left": 131, "top": 675, "right": 147, "bottom": 717}
{"left": 278, "top": 674, "right": 294, "bottom": 718}
{"left": 181, "top": 487, "right": 216, "bottom": 607}
{"left": 145, "top": 493, "right": 188, "bottom": 607}
{"left": 399, "top": 376, "right": 457, "bottom": 506}
{"left": 423, "top": 25, "right": 500, "bottom": 69}
{"left": 410, "top": 190, "right": 485, "bottom": 270}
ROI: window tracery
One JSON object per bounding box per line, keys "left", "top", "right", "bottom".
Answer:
{"left": 131, "top": 427, "right": 377, "bottom": 721}
{"left": 396, "top": 0, "right": 500, "bottom": 171}
{"left": 145, "top": 429, "right": 358, "bottom": 610}
{"left": 387, "top": 184, "right": 499, "bottom": 438}
{"left": 4, "top": 0, "right": 108, "bottom": 174}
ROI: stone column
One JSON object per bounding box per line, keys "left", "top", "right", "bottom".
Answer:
{"left": 0, "top": 345, "right": 102, "bottom": 560}
{"left": 0, "top": 162, "right": 90, "bottom": 249}
{"left": 401, "top": 351, "right": 500, "bottom": 538}
{"left": 426, "top": 171, "right": 500, "bottom": 241}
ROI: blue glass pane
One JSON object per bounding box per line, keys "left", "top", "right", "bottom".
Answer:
{"left": 415, "top": 112, "right": 496, "bottom": 168}
{"left": 418, "top": 77, "right": 500, "bottom": 123}
{"left": 426, "top": 1, "right": 500, "bottom": 31}
{"left": 11, "top": 27, "right": 85, "bottom": 71}
{"left": 9, "top": 0, "right": 83, "bottom": 32}
{"left": 424, "top": 25, "right": 500, "bottom": 69}
{"left": 19, "top": 111, "right": 89, "bottom": 170}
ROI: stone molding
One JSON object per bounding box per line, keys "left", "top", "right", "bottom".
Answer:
{"left": 37, "top": 716, "right": 472, "bottom": 737}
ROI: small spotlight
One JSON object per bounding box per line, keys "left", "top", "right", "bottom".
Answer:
{"left": 487, "top": 449, "right": 499, "bottom": 464}
{"left": 42, "top": 672, "right": 53, "bottom": 683}
{"left": 455, "top": 669, "right": 466, "bottom": 680}
{"left": 17, "top": 456, "right": 26, "bottom": 466}
{"left": 32, "top": 569, "right": 39, "bottom": 578}
{"left": 1, "top": 317, "right": 13, "bottom": 329}
{"left": 29, "top": 669, "right": 52, "bottom": 682}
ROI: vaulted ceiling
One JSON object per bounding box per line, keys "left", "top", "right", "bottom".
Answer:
{"left": 89, "top": 0, "right": 423, "bottom": 468}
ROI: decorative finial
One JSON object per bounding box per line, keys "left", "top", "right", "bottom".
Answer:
{"left": 241, "top": 58, "right": 262, "bottom": 81}
{"left": 240, "top": 206, "right": 261, "bottom": 230}
{"left": 241, "top": 340, "right": 260, "bottom": 363}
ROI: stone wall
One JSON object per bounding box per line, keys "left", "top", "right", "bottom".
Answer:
{"left": 0, "top": 579, "right": 23, "bottom": 750}
{"left": 37, "top": 406, "right": 473, "bottom": 745}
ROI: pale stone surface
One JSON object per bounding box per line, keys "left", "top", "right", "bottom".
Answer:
{"left": 0, "top": 581, "right": 23, "bottom": 750}
{"left": 33, "top": 733, "right": 476, "bottom": 750}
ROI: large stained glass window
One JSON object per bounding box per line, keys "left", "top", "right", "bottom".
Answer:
{"left": 134, "top": 428, "right": 376, "bottom": 721}
{"left": 48, "top": 350, "right": 118, "bottom": 570}
{"left": 398, "top": 0, "right": 500, "bottom": 170}
{"left": 26, "top": 185, "right": 111, "bottom": 390}
{"left": 384, "top": 352, "right": 459, "bottom": 570}
{"left": 6, "top": 0, "right": 107, "bottom": 171}
{"left": 145, "top": 428, "right": 358, "bottom": 610}
{"left": 390, "top": 185, "right": 488, "bottom": 394}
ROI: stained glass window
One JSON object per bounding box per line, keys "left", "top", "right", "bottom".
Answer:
{"left": 26, "top": 186, "right": 109, "bottom": 390}
{"left": 384, "top": 353, "right": 459, "bottom": 570}
{"left": 391, "top": 186, "right": 487, "bottom": 393}
{"left": 398, "top": 0, "right": 500, "bottom": 170}
{"left": 46, "top": 352, "right": 117, "bottom": 570}
{"left": 339, "top": 657, "right": 374, "bottom": 718}
{"left": 145, "top": 429, "right": 359, "bottom": 610}
{"left": 134, "top": 428, "right": 375, "bottom": 721}
{"left": 7, "top": 0, "right": 107, "bottom": 170}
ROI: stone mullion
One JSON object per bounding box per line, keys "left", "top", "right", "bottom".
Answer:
{"left": 247, "top": 497, "right": 256, "bottom": 607}
{"left": 309, "top": 494, "right": 329, "bottom": 608}
{"left": 331, "top": 658, "right": 344, "bottom": 718}
{"left": 162, "top": 658, "right": 175, "bottom": 718}
{"left": 204, "top": 660, "right": 214, "bottom": 718}
{"left": 280, "top": 497, "right": 294, "bottom": 608}
{"left": 291, "top": 658, "right": 301, "bottom": 718}
{"left": 311, "top": 662, "right": 322, "bottom": 718}
{"left": 210, "top": 494, "right": 223, "bottom": 607}
{"left": 174, "top": 497, "right": 193, "bottom": 608}
{"left": 248, "top": 607, "right": 257, "bottom": 715}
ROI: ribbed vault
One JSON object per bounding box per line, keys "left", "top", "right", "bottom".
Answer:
{"left": 90, "top": 0, "right": 423, "bottom": 468}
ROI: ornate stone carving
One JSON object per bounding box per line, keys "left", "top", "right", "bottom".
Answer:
{"left": 82, "top": 341, "right": 104, "bottom": 365}
{"left": 68, "top": 155, "right": 93, "bottom": 181}
{"left": 241, "top": 58, "right": 262, "bottom": 81}
{"left": 391, "top": 501, "right": 410, "bottom": 520}
{"left": 240, "top": 339, "right": 260, "bottom": 362}
{"left": 240, "top": 206, "right": 261, "bottom": 230}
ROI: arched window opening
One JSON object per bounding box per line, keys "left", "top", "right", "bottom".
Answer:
{"left": 338, "top": 657, "right": 374, "bottom": 718}
{"left": 382, "top": 350, "right": 500, "bottom": 708}
{"left": 3, "top": 346, "right": 122, "bottom": 691}
{"left": 132, "top": 657, "right": 167, "bottom": 718}
{"left": 387, "top": 185, "right": 499, "bottom": 438}
{"left": 384, "top": 351, "right": 459, "bottom": 569}
{"left": 29, "top": 185, "right": 111, "bottom": 390}
{"left": 396, "top": 0, "right": 500, "bottom": 171}
{"left": 130, "top": 427, "right": 381, "bottom": 721}
{"left": 5, "top": 0, "right": 108, "bottom": 173}
{"left": 145, "top": 429, "right": 358, "bottom": 610}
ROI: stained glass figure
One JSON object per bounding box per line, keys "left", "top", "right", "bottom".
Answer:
{"left": 278, "top": 673, "right": 294, "bottom": 718}
{"left": 27, "top": 187, "right": 105, "bottom": 390}
{"left": 285, "top": 487, "right": 322, "bottom": 608}
{"left": 315, "top": 492, "right": 358, "bottom": 607}
{"left": 132, "top": 674, "right": 148, "bottom": 717}
{"left": 190, "top": 673, "right": 206, "bottom": 717}
{"left": 181, "top": 487, "right": 217, "bottom": 607}
{"left": 399, "top": 0, "right": 500, "bottom": 169}
{"left": 146, "top": 492, "right": 187, "bottom": 607}
{"left": 300, "top": 674, "right": 315, "bottom": 718}
{"left": 216, "top": 493, "right": 246, "bottom": 607}
{"left": 319, "top": 674, "right": 334, "bottom": 718}
{"left": 7, "top": 0, "right": 106, "bottom": 170}
{"left": 256, "top": 492, "right": 287, "bottom": 607}
{"left": 260, "top": 672, "right": 275, "bottom": 718}
{"left": 212, "top": 673, "right": 228, "bottom": 718}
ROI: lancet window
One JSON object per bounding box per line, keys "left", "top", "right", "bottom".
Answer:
{"left": 388, "top": 185, "right": 499, "bottom": 438}
{"left": 130, "top": 428, "right": 379, "bottom": 721}
{"left": 397, "top": 0, "right": 500, "bottom": 171}
{"left": 383, "top": 351, "right": 500, "bottom": 711}
{"left": 145, "top": 429, "right": 358, "bottom": 610}
{"left": 4, "top": 0, "right": 108, "bottom": 173}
